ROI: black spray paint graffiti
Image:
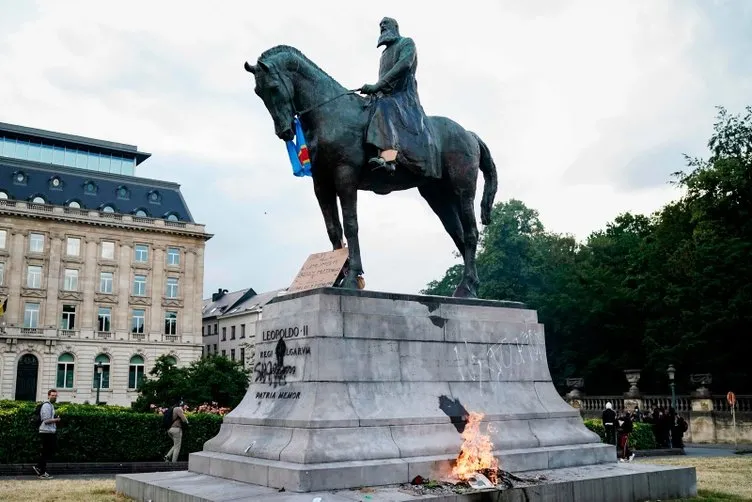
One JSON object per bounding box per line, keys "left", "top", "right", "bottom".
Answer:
{"left": 254, "top": 338, "right": 296, "bottom": 388}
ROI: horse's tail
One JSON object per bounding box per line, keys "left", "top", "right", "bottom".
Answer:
{"left": 471, "top": 132, "right": 498, "bottom": 226}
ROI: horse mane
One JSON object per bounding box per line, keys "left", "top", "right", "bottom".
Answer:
{"left": 259, "top": 45, "right": 337, "bottom": 82}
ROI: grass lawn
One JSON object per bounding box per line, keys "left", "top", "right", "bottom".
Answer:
{"left": 639, "top": 456, "right": 752, "bottom": 501}
{"left": 0, "top": 477, "right": 132, "bottom": 502}
{"left": 0, "top": 456, "right": 750, "bottom": 501}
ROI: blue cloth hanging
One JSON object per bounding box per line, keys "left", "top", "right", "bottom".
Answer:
{"left": 285, "top": 117, "right": 312, "bottom": 177}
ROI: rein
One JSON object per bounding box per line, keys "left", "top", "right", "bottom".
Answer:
{"left": 296, "top": 89, "right": 360, "bottom": 116}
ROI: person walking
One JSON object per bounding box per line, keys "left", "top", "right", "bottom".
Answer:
{"left": 164, "top": 400, "right": 189, "bottom": 462}
{"left": 33, "top": 389, "right": 60, "bottom": 479}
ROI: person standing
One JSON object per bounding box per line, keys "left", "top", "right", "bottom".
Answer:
{"left": 617, "top": 410, "right": 635, "bottom": 462}
{"left": 164, "top": 400, "right": 189, "bottom": 462}
{"left": 602, "top": 402, "right": 617, "bottom": 445}
{"left": 33, "top": 389, "right": 60, "bottom": 479}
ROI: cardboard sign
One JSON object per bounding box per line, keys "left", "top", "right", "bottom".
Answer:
{"left": 287, "top": 248, "right": 349, "bottom": 294}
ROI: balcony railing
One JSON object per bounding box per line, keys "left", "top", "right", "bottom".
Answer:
{"left": 130, "top": 332, "right": 146, "bottom": 341}
{"left": 163, "top": 334, "right": 179, "bottom": 343}
{"left": 96, "top": 331, "right": 112, "bottom": 339}
{"left": 20, "top": 327, "right": 42, "bottom": 335}
{"left": 58, "top": 329, "right": 78, "bottom": 338}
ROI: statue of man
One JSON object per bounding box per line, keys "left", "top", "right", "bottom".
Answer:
{"left": 360, "top": 17, "right": 436, "bottom": 176}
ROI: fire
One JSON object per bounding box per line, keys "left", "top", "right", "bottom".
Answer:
{"left": 451, "top": 411, "right": 499, "bottom": 484}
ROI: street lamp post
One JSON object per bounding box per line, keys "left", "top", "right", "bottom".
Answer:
{"left": 95, "top": 361, "right": 103, "bottom": 405}
{"left": 667, "top": 364, "right": 676, "bottom": 410}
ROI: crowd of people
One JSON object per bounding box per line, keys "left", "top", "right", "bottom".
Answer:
{"left": 601, "top": 402, "right": 688, "bottom": 461}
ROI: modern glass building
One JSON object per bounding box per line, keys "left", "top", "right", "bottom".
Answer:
{"left": 0, "top": 122, "right": 193, "bottom": 222}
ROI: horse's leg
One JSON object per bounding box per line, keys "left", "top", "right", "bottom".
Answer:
{"left": 418, "top": 183, "right": 466, "bottom": 259}
{"left": 314, "top": 177, "right": 344, "bottom": 249}
{"left": 454, "top": 190, "right": 480, "bottom": 298}
{"left": 335, "top": 168, "right": 363, "bottom": 289}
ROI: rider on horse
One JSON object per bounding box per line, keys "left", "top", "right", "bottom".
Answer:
{"left": 359, "top": 17, "right": 440, "bottom": 179}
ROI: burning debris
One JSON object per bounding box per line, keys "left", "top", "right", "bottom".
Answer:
{"left": 451, "top": 411, "right": 499, "bottom": 483}
{"left": 399, "top": 410, "right": 544, "bottom": 496}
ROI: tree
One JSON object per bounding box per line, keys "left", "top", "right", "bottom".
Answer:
{"left": 133, "top": 355, "right": 250, "bottom": 411}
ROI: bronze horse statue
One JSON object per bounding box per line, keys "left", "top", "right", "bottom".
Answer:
{"left": 244, "top": 46, "right": 497, "bottom": 298}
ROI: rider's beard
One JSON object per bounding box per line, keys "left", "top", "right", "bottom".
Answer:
{"left": 377, "top": 30, "right": 400, "bottom": 48}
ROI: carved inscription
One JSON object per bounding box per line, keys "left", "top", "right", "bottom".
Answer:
{"left": 260, "top": 324, "right": 309, "bottom": 341}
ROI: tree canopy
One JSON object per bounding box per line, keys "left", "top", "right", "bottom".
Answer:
{"left": 423, "top": 106, "right": 752, "bottom": 395}
{"left": 132, "top": 355, "right": 250, "bottom": 411}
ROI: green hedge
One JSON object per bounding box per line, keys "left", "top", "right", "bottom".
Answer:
{"left": 584, "top": 418, "right": 658, "bottom": 450}
{"left": 0, "top": 400, "right": 222, "bottom": 463}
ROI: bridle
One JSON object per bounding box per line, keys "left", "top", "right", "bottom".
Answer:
{"left": 267, "top": 64, "right": 360, "bottom": 122}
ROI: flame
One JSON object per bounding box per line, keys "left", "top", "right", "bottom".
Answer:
{"left": 451, "top": 411, "right": 499, "bottom": 484}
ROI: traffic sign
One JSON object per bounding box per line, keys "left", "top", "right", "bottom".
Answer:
{"left": 727, "top": 391, "right": 736, "bottom": 407}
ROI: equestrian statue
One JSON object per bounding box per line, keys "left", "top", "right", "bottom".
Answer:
{"left": 244, "top": 17, "right": 498, "bottom": 298}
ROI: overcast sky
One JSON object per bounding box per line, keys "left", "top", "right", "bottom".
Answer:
{"left": 2, "top": 0, "right": 751, "bottom": 298}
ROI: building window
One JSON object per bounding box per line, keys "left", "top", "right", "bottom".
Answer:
{"left": 134, "top": 244, "right": 149, "bottom": 262}
{"left": 102, "top": 205, "right": 115, "bottom": 213}
{"left": 56, "top": 353, "right": 75, "bottom": 389}
{"left": 24, "top": 302, "right": 40, "bottom": 328}
{"left": 93, "top": 354, "right": 110, "bottom": 389}
{"left": 29, "top": 233, "right": 44, "bottom": 253}
{"left": 83, "top": 181, "right": 98, "bottom": 195}
{"left": 164, "top": 356, "right": 177, "bottom": 366}
{"left": 231, "top": 326, "right": 236, "bottom": 340}
{"left": 221, "top": 349, "right": 226, "bottom": 357}
{"left": 128, "top": 355, "right": 145, "bottom": 389}
{"left": 131, "top": 309, "right": 145, "bottom": 333}
{"left": 240, "top": 347, "right": 245, "bottom": 367}
{"left": 99, "top": 272, "right": 113, "bottom": 293}
{"left": 14, "top": 171, "right": 27, "bottom": 185}
{"left": 231, "top": 349, "right": 236, "bottom": 361}
{"left": 0, "top": 229, "right": 6, "bottom": 248}
{"left": 147, "top": 190, "right": 161, "bottom": 204}
{"left": 100, "top": 241, "right": 115, "bottom": 260}
{"left": 165, "top": 277, "right": 179, "bottom": 298}
{"left": 68, "top": 200, "right": 81, "bottom": 209}
{"left": 213, "top": 344, "right": 217, "bottom": 352}
{"left": 134, "top": 209, "right": 148, "bottom": 217}
{"left": 26, "top": 265, "right": 42, "bottom": 288}
{"left": 240, "top": 324, "right": 246, "bottom": 339}
{"left": 214, "top": 323, "right": 218, "bottom": 334}
{"left": 166, "top": 213, "right": 179, "bottom": 222}
{"left": 97, "top": 307, "right": 111, "bottom": 332}
{"left": 31, "top": 196, "right": 45, "bottom": 204}
{"left": 116, "top": 186, "right": 130, "bottom": 200}
{"left": 0, "top": 191, "right": 8, "bottom": 199}
{"left": 222, "top": 327, "right": 226, "bottom": 341}
{"left": 205, "top": 345, "right": 210, "bottom": 356}
{"left": 49, "top": 177, "right": 63, "bottom": 190}
{"left": 166, "top": 247, "right": 180, "bottom": 266}
{"left": 132, "top": 275, "right": 147, "bottom": 296}
{"left": 164, "top": 311, "right": 178, "bottom": 335}
{"left": 0, "top": 262, "right": 4, "bottom": 286}
{"left": 66, "top": 237, "right": 81, "bottom": 256}
{"left": 60, "top": 304, "right": 76, "bottom": 330}
{"left": 63, "top": 269, "right": 78, "bottom": 291}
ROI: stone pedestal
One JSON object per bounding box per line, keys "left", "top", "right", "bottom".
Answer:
{"left": 117, "top": 288, "right": 696, "bottom": 501}
{"left": 187, "top": 288, "right": 611, "bottom": 492}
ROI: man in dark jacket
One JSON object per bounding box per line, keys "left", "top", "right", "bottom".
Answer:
{"left": 602, "top": 402, "right": 616, "bottom": 445}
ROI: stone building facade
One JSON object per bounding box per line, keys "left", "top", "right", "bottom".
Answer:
{"left": 0, "top": 122, "right": 211, "bottom": 405}
{"left": 201, "top": 288, "right": 283, "bottom": 369}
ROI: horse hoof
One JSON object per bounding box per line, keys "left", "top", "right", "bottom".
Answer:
{"left": 452, "top": 284, "right": 477, "bottom": 299}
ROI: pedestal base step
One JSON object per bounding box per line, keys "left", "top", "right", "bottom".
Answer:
{"left": 188, "top": 443, "right": 615, "bottom": 492}
{"left": 116, "top": 462, "right": 697, "bottom": 502}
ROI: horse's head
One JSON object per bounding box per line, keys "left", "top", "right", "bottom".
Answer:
{"left": 245, "top": 59, "right": 296, "bottom": 142}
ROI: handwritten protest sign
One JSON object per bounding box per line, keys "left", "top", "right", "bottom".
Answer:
{"left": 287, "top": 248, "right": 349, "bottom": 293}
